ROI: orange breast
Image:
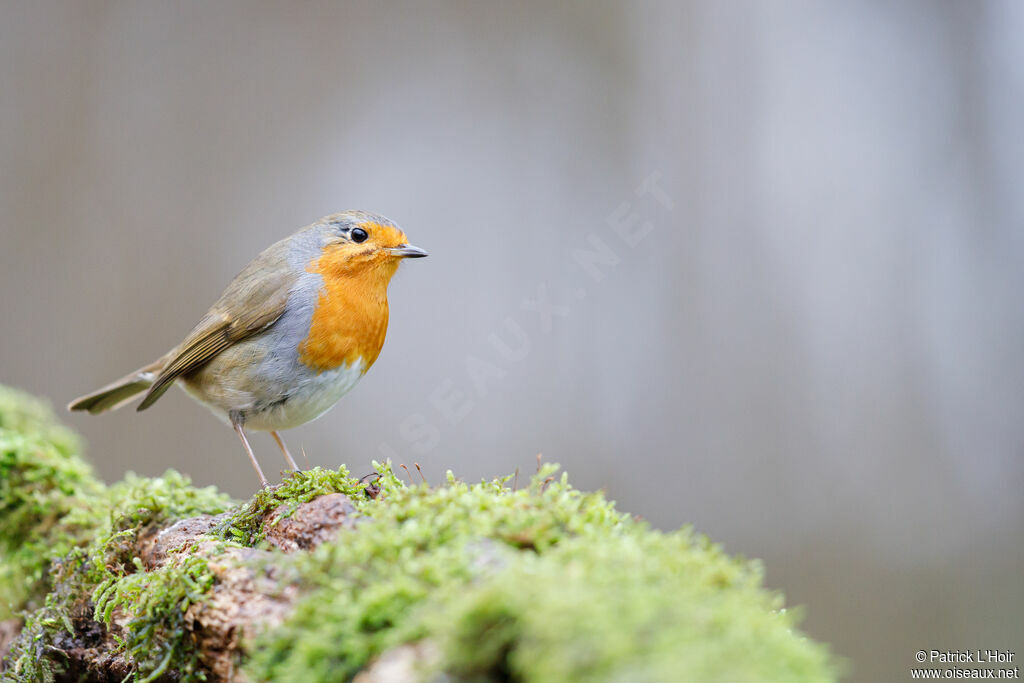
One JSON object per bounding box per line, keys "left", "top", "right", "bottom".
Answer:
{"left": 298, "top": 244, "right": 396, "bottom": 373}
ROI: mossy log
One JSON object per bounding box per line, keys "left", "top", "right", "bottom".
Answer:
{"left": 0, "top": 385, "right": 838, "bottom": 682}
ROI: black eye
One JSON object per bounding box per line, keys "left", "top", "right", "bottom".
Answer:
{"left": 351, "top": 227, "right": 368, "bottom": 243}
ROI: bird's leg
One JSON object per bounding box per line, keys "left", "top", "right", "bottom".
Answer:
{"left": 232, "top": 420, "right": 268, "bottom": 487}
{"left": 271, "top": 431, "right": 299, "bottom": 471}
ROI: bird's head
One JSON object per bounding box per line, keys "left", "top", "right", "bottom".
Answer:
{"left": 309, "top": 210, "right": 427, "bottom": 283}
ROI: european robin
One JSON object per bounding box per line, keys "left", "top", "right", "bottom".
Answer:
{"left": 69, "top": 211, "right": 427, "bottom": 487}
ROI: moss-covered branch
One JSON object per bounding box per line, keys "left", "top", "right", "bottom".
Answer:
{"left": 0, "top": 385, "right": 838, "bottom": 682}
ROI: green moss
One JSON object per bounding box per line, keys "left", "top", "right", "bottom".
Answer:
{"left": 3, "top": 592, "right": 73, "bottom": 683}
{"left": 0, "top": 429, "right": 101, "bottom": 618}
{"left": 0, "top": 385, "right": 80, "bottom": 457}
{"left": 0, "top": 418, "right": 232, "bottom": 618}
{"left": 0, "top": 384, "right": 235, "bottom": 681}
{"left": 84, "top": 470, "right": 233, "bottom": 578}
{"left": 1, "top": 384, "right": 839, "bottom": 682}
{"left": 76, "top": 473, "right": 233, "bottom": 680}
{"left": 430, "top": 533, "right": 833, "bottom": 682}
{"left": 93, "top": 555, "right": 215, "bottom": 683}
{"left": 216, "top": 465, "right": 369, "bottom": 546}
{"left": 245, "top": 466, "right": 837, "bottom": 682}
{"left": 3, "top": 469, "right": 233, "bottom": 683}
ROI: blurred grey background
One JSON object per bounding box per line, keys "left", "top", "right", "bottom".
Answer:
{"left": 2, "top": 1, "right": 1022, "bottom": 680}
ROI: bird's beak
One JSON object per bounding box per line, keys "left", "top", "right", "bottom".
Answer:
{"left": 388, "top": 244, "right": 429, "bottom": 258}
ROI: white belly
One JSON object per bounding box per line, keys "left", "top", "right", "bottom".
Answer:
{"left": 181, "top": 360, "right": 366, "bottom": 432}
{"left": 252, "top": 361, "right": 365, "bottom": 430}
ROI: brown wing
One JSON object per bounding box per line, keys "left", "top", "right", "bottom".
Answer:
{"left": 137, "top": 242, "right": 297, "bottom": 411}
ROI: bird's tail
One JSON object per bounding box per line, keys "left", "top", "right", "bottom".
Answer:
{"left": 68, "top": 359, "right": 165, "bottom": 414}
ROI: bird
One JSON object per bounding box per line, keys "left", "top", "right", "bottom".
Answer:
{"left": 69, "top": 210, "right": 427, "bottom": 487}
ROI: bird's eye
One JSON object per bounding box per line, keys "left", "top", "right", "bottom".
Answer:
{"left": 351, "top": 227, "right": 368, "bottom": 243}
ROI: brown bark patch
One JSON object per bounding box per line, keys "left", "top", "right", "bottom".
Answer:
{"left": 138, "top": 514, "right": 225, "bottom": 569}
{"left": 187, "top": 544, "right": 299, "bottom": 682}
{"left": 263, "top": 493, "right": 358, "bottom": 552}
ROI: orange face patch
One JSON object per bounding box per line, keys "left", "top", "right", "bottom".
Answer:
{"left": 359, "top": 222, "right": 409, "bottom": 249}
{"left": 297, "top": 232, "right": 406, "bottom": 373}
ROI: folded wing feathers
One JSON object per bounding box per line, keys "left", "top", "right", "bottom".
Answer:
{"left": 135, "top": 270, "right": 294, "bottom": 411}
